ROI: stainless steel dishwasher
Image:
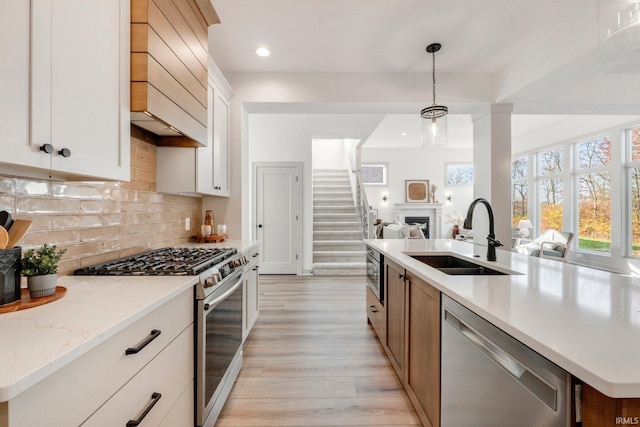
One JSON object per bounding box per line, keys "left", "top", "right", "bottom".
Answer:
{"left": 441, "top": 295, "right": 571, "bottom": 427}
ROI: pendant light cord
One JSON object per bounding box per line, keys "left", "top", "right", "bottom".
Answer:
{"left": 432, "top": 50, "right": 436, "bottom": 105}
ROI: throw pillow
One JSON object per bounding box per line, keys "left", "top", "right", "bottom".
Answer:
{"left": 408, "top": 224, "right": 423, "bottom": 238}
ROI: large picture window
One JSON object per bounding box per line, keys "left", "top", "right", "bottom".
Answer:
{"left": 627, "top": 127, "right": 640, "bottom": 257}
{"left": 538, "top": 148, "right": 563, "bottom": 233}
{"left": 576, "top": 136, "right": 611, "bottom": 253}
{"left": 511, "top": 157, "right": 528, "bottom": 226}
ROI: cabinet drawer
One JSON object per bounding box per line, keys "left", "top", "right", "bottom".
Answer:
{"left": 366, "top": 286, "right": 386, "bottom": 342}
{"left": 6, "top": 288, "right": 193, "bottom": 427}
{"left": 83, "top": 324, "right": 194, "bottom": 426}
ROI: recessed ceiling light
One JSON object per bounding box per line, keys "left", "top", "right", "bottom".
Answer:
{"left": 401, "top": 132, "right": 407, "bottom": 136}
{"left": 256, "top": 47, "right": 270, "bottom": 57}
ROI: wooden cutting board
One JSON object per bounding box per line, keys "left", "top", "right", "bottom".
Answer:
{"left": 0, "top": 226, "right": 8, "bottom": 250}
{"left": 6, "top": 219, "right": 32, "bottom": 249}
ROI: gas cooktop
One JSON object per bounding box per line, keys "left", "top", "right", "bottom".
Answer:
{"left": 73, "top": 247, "right": 238, "bottom": 276}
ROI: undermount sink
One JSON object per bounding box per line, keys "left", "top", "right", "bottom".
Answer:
{"left": 410, "top": 255, "right": 508, "bottom": 276}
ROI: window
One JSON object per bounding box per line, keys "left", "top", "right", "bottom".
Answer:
{"left": 538, "top": 148, "right": 563, "bottom": 233}
{"left": 511, "top": 157, "right": 528, "bottom": 226}
{"left": 445, "top": 163, "right": 474, "bottom": 186}
{"left": 627, "top": 127, "right": 640, "bottom": 257}
{"left": 361, "top": 163, "right": 387, "bottom": 185}
{"left": 575, "top": 136, "right": 611, "bottom": 253}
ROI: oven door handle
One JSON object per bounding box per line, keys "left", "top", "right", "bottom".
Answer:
{"left": 203, "top": 269, "right": 244, "bottom": 309}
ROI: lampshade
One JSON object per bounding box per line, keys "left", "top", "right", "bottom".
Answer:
{"left": 516, "top": 219, "right": 533, "bottom": 237}
{"left": 517, "top": 220, "right": 533, "bottom": 229}
{"left": 421, "top": 43, "right": 448, "bottom": 147}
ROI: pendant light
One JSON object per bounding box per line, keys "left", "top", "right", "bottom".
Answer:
{"left": 421, "top": 43, "right": 448, "bottom": 147}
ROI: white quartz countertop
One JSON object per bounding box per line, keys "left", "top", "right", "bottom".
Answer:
{"left": 367, "top": 238, "right": 640, "bottom": 399}
{"left": 0, "top": 273, "right": 197, "bottom": 402}
{"left": 0, "top": 240, "right": 260, "bottom": 402}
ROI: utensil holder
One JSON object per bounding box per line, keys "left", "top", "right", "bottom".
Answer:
{"left": 0, "top": 247, "right": 21, "bottom": 305}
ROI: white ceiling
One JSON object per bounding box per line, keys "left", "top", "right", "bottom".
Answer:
{"left": 207, "top": 0, "right": 640, "bottom": 150}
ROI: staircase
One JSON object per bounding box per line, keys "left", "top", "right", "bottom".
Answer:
{"left": 312, "top": 169, "right": 366, "bottom": 275}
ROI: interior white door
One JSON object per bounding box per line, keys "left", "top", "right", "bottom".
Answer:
{"left": 255, "top": 164, "right": 300, "bottom": 274}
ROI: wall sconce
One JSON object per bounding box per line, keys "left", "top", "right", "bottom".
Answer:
{"left": 446, "top": 193, "right": 452, "bottom": 203}
{"left": 382, "top": 194, "right": 388, "bottom": 203}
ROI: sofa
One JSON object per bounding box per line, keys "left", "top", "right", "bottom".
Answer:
{"left": 377, "top": 221, "right": 427, "bottom": 239}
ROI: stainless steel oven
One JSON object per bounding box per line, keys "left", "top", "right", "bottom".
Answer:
{"left": 196, "top": 267, "right": 244, "bottom": 427}
{"left": 366, "top": 247, "right": 383, "bottom": 302}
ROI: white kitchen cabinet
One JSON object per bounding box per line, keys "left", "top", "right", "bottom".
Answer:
{"left": 243, "top": 244, "right": 260, "bottom": 341}
{"left": 82, "top": 325, "right": 194, "bottom": 427}
{"left": 1, "top": 288, "right": 193, "bottom": 427}
{"left": 0, "top": 0, "right": 130, "bottom": 181}
{"left": 156, "top": 69, "right": 232, "bottom": 196}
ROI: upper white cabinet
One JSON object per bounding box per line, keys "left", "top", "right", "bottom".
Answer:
{"left": 0, "top": 0, "right": 130, "bottom": 181}
{"left": 156, "top": 58, "right": 233, "bottom": 197}
{"left": 199, "top": 77, "right": 231, "bottom": 196}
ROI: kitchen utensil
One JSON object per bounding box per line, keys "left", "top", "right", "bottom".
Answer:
{"left": 6, "top": 219, "right": 32, "bottom": 249}
{"left": 0, "top": 226, "right": 8, "bottom": 250}
{"left": 0, "top": 211, "right": 13, "bottom": 231}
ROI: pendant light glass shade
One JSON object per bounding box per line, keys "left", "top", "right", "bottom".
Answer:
{"left": 421, "top": 105, "right": 448, "bottom": 146}
{"left": 421, "top": 43, "right": 448, "bottom": 147}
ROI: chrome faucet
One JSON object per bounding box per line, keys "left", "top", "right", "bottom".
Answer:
{"left": 463, "top": 198, "right": 503, "bottom": 261}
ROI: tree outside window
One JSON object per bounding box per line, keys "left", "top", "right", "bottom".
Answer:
{"left": 511, "top": 157, "right": 528, "bottom": 226}
{"left": 576, "top": 136, "right": 611, "bottom": 253}
{"left": 628, "top": 128, "right": 640, "bottom": 256}
{"left": 538, "top": 148, "right": 563, "bottom": 233}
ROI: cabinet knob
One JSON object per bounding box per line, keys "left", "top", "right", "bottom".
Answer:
{"left": 58, "top": 148, "right": 71, "bottom": 157}
{"left": 39, "top": 143, "right": 54, "bottom": 154}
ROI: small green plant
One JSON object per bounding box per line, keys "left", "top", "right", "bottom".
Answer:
{"left": 21, "top": 244, "right": 67, "bottom": 276}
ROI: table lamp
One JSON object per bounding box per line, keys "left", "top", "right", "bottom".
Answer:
{"left": 516, "top": 219, "right": 533, "bottom": 237}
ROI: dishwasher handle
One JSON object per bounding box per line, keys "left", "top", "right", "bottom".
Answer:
{"left": 444, "top": 309, "right": 558, "bottom": 411}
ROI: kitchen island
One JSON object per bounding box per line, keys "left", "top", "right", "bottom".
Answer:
{"left": 367, "top": 238, "right": 640, "bottom": 426}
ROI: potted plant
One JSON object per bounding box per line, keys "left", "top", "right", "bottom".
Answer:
{"left": 21, "top": 244, "right": 67, "bottom": 298}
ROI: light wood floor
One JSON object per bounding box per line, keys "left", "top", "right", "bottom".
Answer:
{"left": 216, "top": 275, "right": 421, "bottom": 427}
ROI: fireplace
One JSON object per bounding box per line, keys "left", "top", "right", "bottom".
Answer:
{"left": 393, "top": 203, "right": 442, "bottom": 239}
{"left": 405, "top": 216, "right": 430, "bottom": 238}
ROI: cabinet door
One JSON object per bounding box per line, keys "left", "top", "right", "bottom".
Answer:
{"left": 44, "top": 0, "right": 130, "bottom": 180}
{"left": 2, "top": 0, "right": 130, "bottom": 181}
{"left": 405, "top": 273, "right": 441, "bottom": 427}
{"left": 196, "top": 81, "right": 229, "bottom": 196}
{"left": 211, "top": 87, "right": 230, "bottom": 195}
{"left": 384, "top": 259, "right": 405, "bottom": 378}
{"left": 0, "top": 1, "right": 50, "bottom": 172}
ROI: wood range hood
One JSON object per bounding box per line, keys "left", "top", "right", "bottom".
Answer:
{"left": 131, "top": 0, "right": 219, "bottom": 147}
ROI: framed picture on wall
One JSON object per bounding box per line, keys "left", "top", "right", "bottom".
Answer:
{"left": 405, "top": 180, "right": 429, "bottom": 203}
{"left": 361, "top": 163, "right": 387, "bottom": 185}
{"left": 446, "top": 163, "right": 474, "bottom": 186}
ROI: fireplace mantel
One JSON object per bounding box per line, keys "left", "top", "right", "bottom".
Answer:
{"left": 393, "top": 203, "right": 443, "bottom": 239}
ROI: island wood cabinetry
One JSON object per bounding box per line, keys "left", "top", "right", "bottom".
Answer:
{"left": 0, "top": 288, "right": 194, "bottom": 427}
{"left": 156, "top": 62, "right": 232, "bottom": 196}
{"left": 371, "top": 258, "right": 440, "bottom": 427}
{"left": 0, "top": 0, "right": 130, "bottom": 181}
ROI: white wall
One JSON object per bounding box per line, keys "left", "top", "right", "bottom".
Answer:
{"left": 361, "top": 146, "right": 473, "bottom": 238}
{"left": 312, "top": 139, "right": 350, "bottom": 170}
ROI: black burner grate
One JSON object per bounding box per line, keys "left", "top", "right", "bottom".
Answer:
{"left": 74, "top": 247, "right": 237, "bottom": 276}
